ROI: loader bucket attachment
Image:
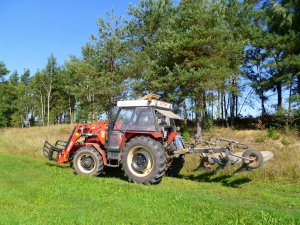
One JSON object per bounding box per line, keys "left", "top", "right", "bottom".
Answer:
{"left": 43, "top": 140, "right": 67, "bottom": 161}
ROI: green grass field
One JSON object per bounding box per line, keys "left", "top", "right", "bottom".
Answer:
{"left": 0, "top": 125, "right": 299, "bottom": 224}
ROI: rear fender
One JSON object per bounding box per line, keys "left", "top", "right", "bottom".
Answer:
{"left": 167, "top": 132, "right": 179, "bottom": 143}
{"left": 167, "top": 132, "right": 185, "bottom": 152}
{"left": 124, "top": 132, "right": 164, "bottom": 145}
{"left": 85, "top": 143, "right": 107, "bottom": 166}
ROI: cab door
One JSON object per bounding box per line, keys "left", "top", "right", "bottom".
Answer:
{"left": 106, "top": 108, "right": 135, "bottom": 162}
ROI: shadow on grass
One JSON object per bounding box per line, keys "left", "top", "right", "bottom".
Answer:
{"left": 45, "top": 161, "right": 127, "bottom": 181}
{"left": 178, "top": 171, "right": 252, "bottom": 188}
{"left": 45, "top": 162, "right": 71, "bottom": 169}
{"left": 45, "top": 162, "right": 127, "bottom": 181}
{"left": 102, "top": 167, "right": 127, "bottom": 181}
{"left": 45, "top": 162, "right": 251, "bottom": 187}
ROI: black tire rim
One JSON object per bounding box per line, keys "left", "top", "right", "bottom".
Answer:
{"left": 77, "top": 153, "right": 96, "bottom": 173}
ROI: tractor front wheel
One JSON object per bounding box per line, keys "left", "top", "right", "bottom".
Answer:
{"left": 121, "top": 136, "right": 167, "bottom": 184}
{"left": 73, "top": 146, "right": 104, "bottom": 176}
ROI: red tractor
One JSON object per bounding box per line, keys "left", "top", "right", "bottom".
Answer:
{"left": 43, "top": 95, "right": 273, "bottom": 184}
{"left": 43, "top": 95, "right": 185, "bottom": 184}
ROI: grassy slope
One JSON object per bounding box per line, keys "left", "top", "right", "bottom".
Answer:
{"left": 0, "top": 125, "right": 299, "bottom": 225}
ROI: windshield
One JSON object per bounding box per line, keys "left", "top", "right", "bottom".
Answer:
{"left": 114, "top": 107, "right": 156, "bottom": 131}
{"left": 114, "top": 108, "right": 135, "bottom": 130}
{"left": 127, "top": 107, "right": 156, "bottom": 131}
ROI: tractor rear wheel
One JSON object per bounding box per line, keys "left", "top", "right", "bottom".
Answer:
{"left": 121, "top": 136, "right": 167, "bottom": 185}
{"left": 165, "top": 155, "right": 185, "bottom": 177}
{"left": 73, "top": 146, "right": 104, "bottom": 176}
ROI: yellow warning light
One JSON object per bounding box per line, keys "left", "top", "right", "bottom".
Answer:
{"left": 100, "top": 131, "right": 105, "bottom": 139}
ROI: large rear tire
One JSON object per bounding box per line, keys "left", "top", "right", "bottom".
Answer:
{"left": 73, "top": 146, "right": 104, "bottom": 176}
{"left": 165, "top": 155, "right": 185, "bottom": 177}
{"left": 121, "top": 136, "right": 167, "bottom": 185}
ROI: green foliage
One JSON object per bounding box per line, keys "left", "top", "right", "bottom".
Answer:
{"left": 179, "top": 122, "right": 194, "bottom": 142}
{"left": 202, "top": 114, "right": 214, "bottom": 131}
{"left": 269, "top": 109, "right": 300, "bottom": 130}
{"left": 1, "top": 0, "right": 300, "bottom": 131}
{"left": 281, "top": 138, "right": 291, "bottom": 147}
{"left": 0, "top": 62, "right": 11, "bottom": 127}
{"left": 181, "top": 131, "right": 191, "bottom": 142}
{"left": 0, "top": 69, "right": 32, "bottom": 127}
{"left": 0, "top": 61, "right": 9, "bottom": 80}
{"left": 255, "top": 133, "right": 267, "bottom": 143}
{"left": 283, "top": 125, "right": 290, "bottom": 134}
{"left": 267, "top": 127, "right": 280, "bottom": 140}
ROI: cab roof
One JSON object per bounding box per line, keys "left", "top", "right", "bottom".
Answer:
{"left": 117, "top": 99, "right": 172, "bottom": 110}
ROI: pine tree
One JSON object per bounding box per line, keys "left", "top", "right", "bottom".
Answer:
{"left": 153, "top": 0, "right": 247, "bottom": 136}
{"left": 0, "top": 62, "right": 11, "bottom": 127}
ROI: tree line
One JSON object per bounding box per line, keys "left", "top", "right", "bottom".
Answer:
{"left": 0, "top": 0, "right": 299, "bottom": 135}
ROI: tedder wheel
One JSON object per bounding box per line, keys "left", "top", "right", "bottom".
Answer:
{"left": 121, "top": 136, "right": 167, "bottom": 185}
{"left": 73, "top": 146, "right": 104, "bottom": 176}
{"left": 242, "top": 149, "right": 263, "bottom": 169}
{"left": 165, "top": 155, "right": 185, "bottom": 177}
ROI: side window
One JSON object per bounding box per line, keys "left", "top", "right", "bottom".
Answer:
{"left": 155, "top": 110, "right": 175, "bottom": 128}
{"left": 127, "top": 107, "right": 156, "bottom": 131}
{"left": 155, "top": 111, "right": 167, "bottom": 126}
{"left": 114, "top": 108, "right": 135, "bottom": 130}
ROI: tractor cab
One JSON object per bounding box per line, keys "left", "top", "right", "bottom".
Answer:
{"left": 105, "top": 95, "right": 183, "bottom": 166}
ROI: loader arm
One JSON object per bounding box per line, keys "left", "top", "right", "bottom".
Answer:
{"left": 43, "top": 126, "right": 83, "bottom": 163}
{"left": 56, "top": 127, "right": 83, "bottom": 163}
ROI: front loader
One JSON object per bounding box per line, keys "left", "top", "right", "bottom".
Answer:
{"left": 43, "top": 94, "right": 273, "bottom": 184}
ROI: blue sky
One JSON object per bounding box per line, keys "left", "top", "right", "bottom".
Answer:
{"left": 0, "top": 0, "right": 139, "bottom": 74}
{"left": 0, "top": 0, "right": 284, "bottom": 116}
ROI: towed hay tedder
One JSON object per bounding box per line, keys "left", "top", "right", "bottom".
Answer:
{"left": 43, "top": 94, "right": 274, "bottom": 184}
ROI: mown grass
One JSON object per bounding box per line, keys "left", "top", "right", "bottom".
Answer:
{"left": 0, "top": 125, "right": 299, "bottom": 224}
